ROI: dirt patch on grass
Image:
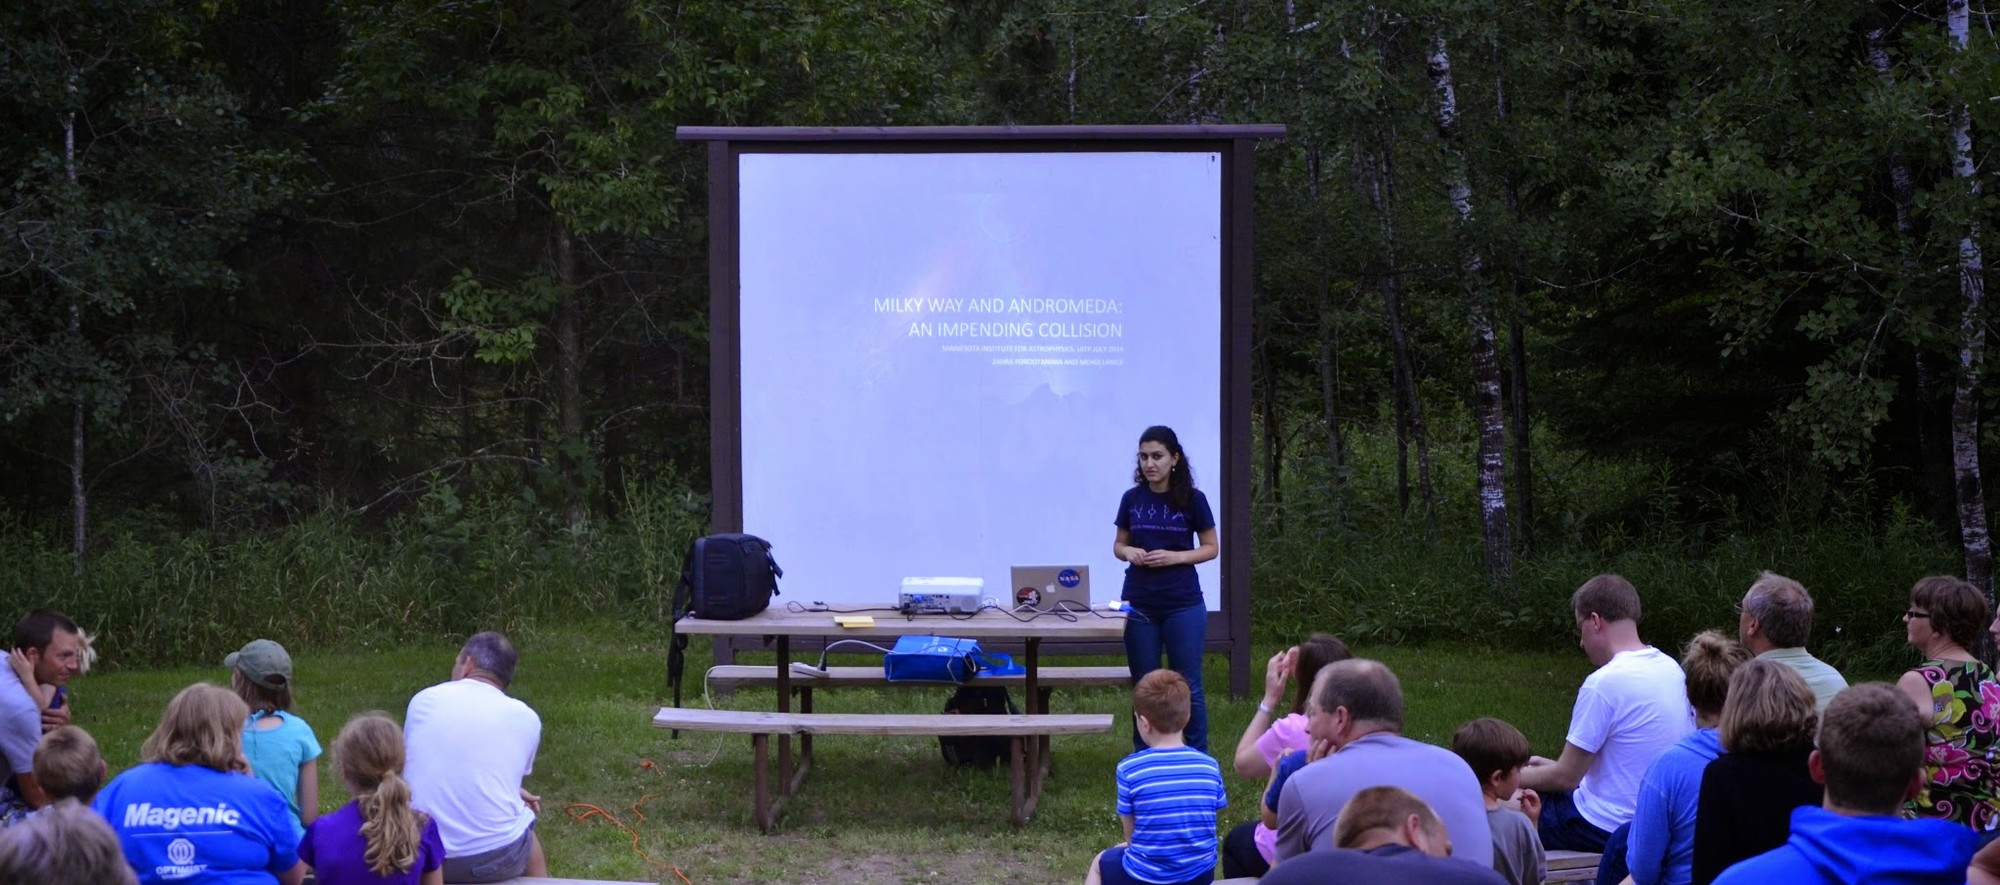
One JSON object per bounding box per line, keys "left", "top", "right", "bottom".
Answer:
{"left": 766, "top": 840, "right": 1066, "bottom": 885}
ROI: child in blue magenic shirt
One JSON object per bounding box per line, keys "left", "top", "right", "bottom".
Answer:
{"left": 226, "top": 638, "right": 322, "bottom": 843}
{"left": 95, "top": 682, "right": 304, "bottom": 885}
{"left": 1087, "top": 669, "right": 1227, "bottom": 885}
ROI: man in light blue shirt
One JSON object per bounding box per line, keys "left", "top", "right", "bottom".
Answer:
{"left": 1738, "top": 572, "right": 1847, "bottom": 715}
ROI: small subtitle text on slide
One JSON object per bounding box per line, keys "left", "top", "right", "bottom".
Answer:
{"left": 990, "top": 358, "right": 1125, "bottom": 367}
{"left": 907, "top": 321, "right": 1123, "bottom": 338}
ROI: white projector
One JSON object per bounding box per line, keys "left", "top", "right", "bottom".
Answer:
{"left": 898, "top": 577, "right": 985, "bottom": 614}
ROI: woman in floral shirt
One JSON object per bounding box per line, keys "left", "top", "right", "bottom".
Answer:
{"left": 1896, "top": 574, "right": 2000, "bottom": 829}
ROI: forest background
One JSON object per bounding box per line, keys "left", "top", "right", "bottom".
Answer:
{"left": 2, "top": 0, "right": 1995, "bottom": 677}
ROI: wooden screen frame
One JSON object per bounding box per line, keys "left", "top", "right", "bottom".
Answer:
{"left": 679, "top": 125, "right": 1283, "bottom": 698}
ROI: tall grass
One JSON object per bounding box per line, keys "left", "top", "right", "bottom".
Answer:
{"left": 2, "top": 422, "right": 1959, "bottom": 679}
{"left": 0, "top": 478, "right": 708, "bottom": 669}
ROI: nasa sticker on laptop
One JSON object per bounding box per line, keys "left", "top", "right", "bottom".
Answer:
{"left": 1057, "top": 568, "right": 1082, "bottom": 589}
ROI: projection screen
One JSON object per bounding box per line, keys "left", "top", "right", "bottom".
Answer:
{"left": 739, "top": 150, "right": 1220, "bottom": 608}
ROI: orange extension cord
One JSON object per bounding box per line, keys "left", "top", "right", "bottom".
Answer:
{"left": 563, "top": 759, "right": 693, "bottom": 884}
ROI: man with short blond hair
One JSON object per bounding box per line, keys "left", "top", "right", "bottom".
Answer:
{"left": 1738, "top": 572, "right": 1846, "bottom": 714}
{"left": 1520, "top": 575, "right": 1692, "bottom": 852}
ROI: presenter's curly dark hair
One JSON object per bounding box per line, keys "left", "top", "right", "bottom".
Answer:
{"left": 1133, "top": 425, "right": 1197, "bottom": 512}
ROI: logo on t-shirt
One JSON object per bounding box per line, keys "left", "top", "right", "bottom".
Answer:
{"left": 158, "top": 837, "right": 207, "bottom": 879}
{"left": 1057, "top": 568, "right": 1081, "bottom": 588}
{"left": 1129, "top": 503, "right": 1190, "bottom": 532}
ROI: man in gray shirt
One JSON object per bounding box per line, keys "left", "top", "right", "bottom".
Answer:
{"left": 1, "top": 611, "right": 85, "bottom": 826}
{"left": 1738, "top": 572, "right": 1847, "bottom": 715}
{"left": 1274, "top": 659, "right": 1492, "bottom": 866}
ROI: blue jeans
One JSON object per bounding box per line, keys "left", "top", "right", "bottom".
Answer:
{"left": 1097, "top": 846, "right": 1213, "bottom": 885}
{"left": 1537, "top": 789, "right": 1612, "bottom": 852}
{"left": 1124, "top": 602, "right": 1208, "bottom": 753}
{"left": 1595, "top": 821, "right": 1632, "bottom": 885}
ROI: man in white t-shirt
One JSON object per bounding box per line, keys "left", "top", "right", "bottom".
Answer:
{"left": 404, "top": 631, "right": 547, "bottom": 882}
{"left": 1520, "top": 574, "right": 1691, "bottom": 853}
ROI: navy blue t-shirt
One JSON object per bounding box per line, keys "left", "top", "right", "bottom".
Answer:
{"left": 1114, "top": 484, "right": 1215, "bottom": 616}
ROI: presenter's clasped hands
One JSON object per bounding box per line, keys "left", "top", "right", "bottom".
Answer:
{"left": 1120, "top": 545, "right": 1193, "bottom": 567}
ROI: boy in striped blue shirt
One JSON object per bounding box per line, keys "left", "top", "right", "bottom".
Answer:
{"left": 1088, "top": 669, "right": 1228, "bottom": 885}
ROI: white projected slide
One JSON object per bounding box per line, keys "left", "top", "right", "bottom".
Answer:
{"left": 738, "top": 151, "right": 1222, "bottom": 610}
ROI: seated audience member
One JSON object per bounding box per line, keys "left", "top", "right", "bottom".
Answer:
{"left": 0, "top": 799, "right": 137, "bottom": 885}
{"left": 5, "top": 611, "right": 88, "bottom": 734}
{"left": 1521, "top": 574, "right": 1693, "bottom": 852}
{"left": 404, "top": 631, "right": 546, "bottom": 883}
{"left": 1713, "top": 682, "right": 1977, "bottom": 885}
{"left": 302, "top": 714, "right": 445, "bottom": 885}
{"left": 95, "top": 682, "right": 306, "bottom": 885}
{"left": 1260, "top": 786, "right": 1507, "bottom": 885}
{"left": 1895, "top": 574, "right": 2000, "bottom": 828}
{"left": 1221, "top": 633, "right": 1350, "bottom": 879}
{"left": 0, "top": 612, "right": 86, "bottom": 825}
{"left": 1449, "top": 718, "right": 1545, "bottom": 885}
{"left": 1691, "top": 659, "right": 1822, "bottom": 884}
{"left": 1273, "top": 659, "right": 1491, "bottom": 866}
{"left": 1086, "top": 669, "right": 1227, "bottom": 885}
{"left": 1737, "top": 572, "right": 1846, "bottom": 714}
{"left": 1255, "top": 734, "right": 1320, "bottom": 866}
{"left": 226, "top": 638, "right": 322, "bottom": 843}
{"left": 31, "top": 726, "right": 106, "bottom": 806}
{"left": 1617, "top": 631, "right": 1751, "bottom": 885}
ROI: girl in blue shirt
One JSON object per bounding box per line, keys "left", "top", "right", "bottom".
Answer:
{"left": 1112, "top": 425, "right": 1219, "bottom": 753}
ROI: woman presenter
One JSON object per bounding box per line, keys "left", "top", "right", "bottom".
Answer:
{"left": 1112, "top": 425, "right": 1219, "bottom": 753}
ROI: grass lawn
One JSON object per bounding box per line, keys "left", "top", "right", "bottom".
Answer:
{"left": 71, "top": 622, "right": 1595, "bottom": 884}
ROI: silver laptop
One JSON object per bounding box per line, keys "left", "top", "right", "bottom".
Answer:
{"left": 1009, "top": 565, "right": 1091, "bottom": 611}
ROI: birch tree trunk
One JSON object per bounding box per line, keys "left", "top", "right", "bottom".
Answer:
{"left": 1946, "top": 0, "right": 1993, "bottom": 594}
{"left": 1430, "top": 33, "right": 1512, "bottom": 581}
{"left": 66, "top": 102, "right": 86, "bottom": 572}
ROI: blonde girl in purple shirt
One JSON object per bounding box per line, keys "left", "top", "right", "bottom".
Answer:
{"left": 301, "top": 714, "right": 443, "bottom": 885}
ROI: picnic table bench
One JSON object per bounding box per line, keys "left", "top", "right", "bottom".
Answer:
{"left": 1545, "top": 849, "right": 1601, "bottom": 883}
{"left": 653, "top": 707, "right": 1113, "bottom": 831}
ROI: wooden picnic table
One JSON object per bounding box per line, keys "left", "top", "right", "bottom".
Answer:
{"left": 671, "top": 605, "right": 1129, "bottom": 829}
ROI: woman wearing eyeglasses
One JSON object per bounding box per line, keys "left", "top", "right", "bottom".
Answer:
{"left": 1895, "top": 575, "right": 2000, "bottom": 829}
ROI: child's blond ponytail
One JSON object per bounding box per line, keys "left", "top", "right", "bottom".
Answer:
{"left": 336, "top": 714, "right": 426, "bottom": 876}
